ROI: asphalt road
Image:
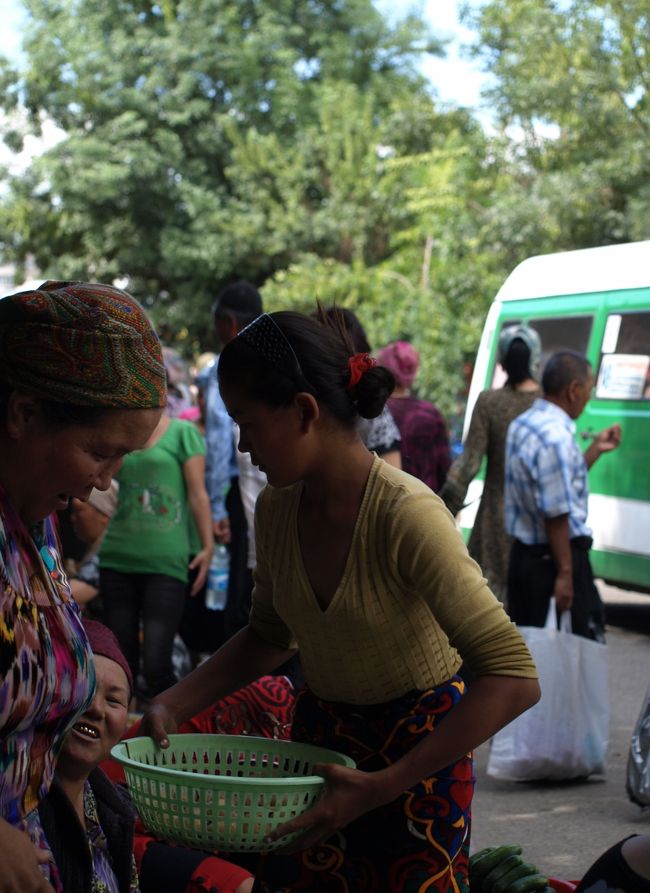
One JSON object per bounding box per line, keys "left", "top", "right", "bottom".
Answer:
{"left": 470, "top": 584, "right": 650, "bottom": 883}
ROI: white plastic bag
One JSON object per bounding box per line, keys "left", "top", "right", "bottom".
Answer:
{"left": 487, "top": 600, "right": 609, "bottom": 781}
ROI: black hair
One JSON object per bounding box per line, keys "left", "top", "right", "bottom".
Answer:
{"left": 212, "top": 280, "right": 263, "bottom": 328}
{"left": 218, "top": 310, "right": 395, "bottom": 425}
{"left": 503, "top": 338, "right": 533, "bottom": 387}
{"left": 542, "top": 351, "right": 592, "bottom": 396}
{"left": 323, "top": 306, "right": 371, "bottom": 354}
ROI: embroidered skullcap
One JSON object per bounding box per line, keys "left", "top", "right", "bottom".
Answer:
{"left": 83, "top": 619, "right": 133, "bottom": 696}
{"left": 0, "top": 281, "right": 167, "bottom": 408}
{"left": 377, "top": 341, "right": 420, "bottom": 389}
{"left": 87, "top": 480, "right": 119, "bottom": 519}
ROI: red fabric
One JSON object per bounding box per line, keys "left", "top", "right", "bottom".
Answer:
{"left": 83, "top": 618, "right": 134, "bottom": 694}
{"left": 133, "top": 831, "right": 253, "bottom": 893}
{"left": 180, "top": 674, "right": 294, "bottom": 739}
{"left": 101, "top": 677, "right": 295, "bottom": 892}
{"left": 101, "top": 675, "right": 295, "bottom": 784}
{"left": 347, "top": 352, "right": 376, "bottom": 390}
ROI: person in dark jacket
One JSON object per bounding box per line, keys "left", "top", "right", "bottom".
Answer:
{"left": 39, "top": 619, "right": 139, "bottom": 893}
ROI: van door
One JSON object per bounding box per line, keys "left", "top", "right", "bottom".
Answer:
{"left": 579, "top": 295, "right": 650, "bottom": 591}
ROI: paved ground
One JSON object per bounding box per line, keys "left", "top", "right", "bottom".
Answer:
{"left": 470, "top": 584, "right": 650, "bottom": 883}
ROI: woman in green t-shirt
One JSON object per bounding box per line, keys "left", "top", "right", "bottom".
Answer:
{"left": 100, "top": 414, "right": 213, "bottom": 701}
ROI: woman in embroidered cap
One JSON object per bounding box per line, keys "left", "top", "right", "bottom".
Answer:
{"left": 144, "top": 309, "right": 540, "bottom": 893}
{"left": 0, "top": 281, "right": 165, "bottom": 892}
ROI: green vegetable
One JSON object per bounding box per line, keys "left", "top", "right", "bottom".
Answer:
{"left": 470, "top": 845, "right": 524, "bottom": 886}
{"left": 492, "top": 861, "right": 539, "bottom": 893}
{"left": 507, "top": 874, "right": 549, "bottom": 893}
{"left": 470, "top": 847, "right": 495, "bottom": 864}
{"left": 482, "top": 854, "right": 525, "bottom": 893}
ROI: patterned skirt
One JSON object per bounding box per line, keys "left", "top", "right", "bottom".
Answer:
{"left": 253, "top": 676, "right": 474, "bottom": 893}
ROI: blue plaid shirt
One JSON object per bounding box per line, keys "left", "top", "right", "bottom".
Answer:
{"left": 504, "top": 398, "right": 591, "bottom": 544}
{"left": 205, "top": 358, "right": 238, "bottom": 522}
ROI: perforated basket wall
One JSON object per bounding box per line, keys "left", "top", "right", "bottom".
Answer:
{"left": 111, "top": 734, "right": 355, "bottom": 852}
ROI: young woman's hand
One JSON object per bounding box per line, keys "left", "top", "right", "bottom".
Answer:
{"left": 0, "top": 820, "right": 55, "bottom": 892}
{"left": 140, "top": 701, "right": 178, "bottom": 748}
{"left": 188, "top": 547, "right": 213, "bottom": 596}
{"left": 264, "top": 764, "right": 386, "bottom": 853}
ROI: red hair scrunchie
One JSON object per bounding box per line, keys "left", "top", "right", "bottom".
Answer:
{"left": 347, "top": 352, "right": 376, "bottom": 390}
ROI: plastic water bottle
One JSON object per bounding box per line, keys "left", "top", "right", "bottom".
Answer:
{"left": 205, "top": 545, "right": 229, "bottom": 611}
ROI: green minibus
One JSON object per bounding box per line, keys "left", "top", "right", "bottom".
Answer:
{"left": 460, "top": 240, "right": 650, "bottom": 593}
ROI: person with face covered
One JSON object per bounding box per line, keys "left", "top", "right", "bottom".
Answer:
{"left": 0, "top": 281, "right": 166, "bottom": 893}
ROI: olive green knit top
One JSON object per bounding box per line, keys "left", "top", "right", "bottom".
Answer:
{"left": 251, "top": 456, "right": 537, "bottom": 705}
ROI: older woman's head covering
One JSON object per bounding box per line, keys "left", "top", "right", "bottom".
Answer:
{"left": 0, "top": 281, "right": 166, "bottom": 408}
{"left": 83, "top": 619, "right": 133, "bottom": 697}
{"left": 377, "top": 340, "right": 420, "bottom": 390}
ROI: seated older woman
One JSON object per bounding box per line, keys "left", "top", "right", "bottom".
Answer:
{"left": 38, "top": 620, "right": 138, "bottom": 893}
{"left": 41, "top": 621, "right": 257, "bottom": 893}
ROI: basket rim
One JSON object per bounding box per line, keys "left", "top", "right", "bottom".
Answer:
{"left": 110, "top": 732, "right": 355, "bottom": 786}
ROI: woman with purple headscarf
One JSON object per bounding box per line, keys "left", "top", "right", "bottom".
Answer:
{"left": 377, "top": 340, "right": 451, "bottom": 493}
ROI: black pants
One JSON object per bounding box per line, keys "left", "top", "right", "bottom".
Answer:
{"left": 221, "top": 477, "right": 254, "bottom": 643}
{"left": 179, "top": 477, "right": 252, "bottom": 655}
{"left": 101, "top": 569, "right": 187, "bottom": 697}
{"left": 507, "top": 536, "right": 606, "bottom": 641}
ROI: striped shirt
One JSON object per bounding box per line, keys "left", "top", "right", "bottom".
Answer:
{"left": 504, "top": 398, "right": 590, "bottom": 544}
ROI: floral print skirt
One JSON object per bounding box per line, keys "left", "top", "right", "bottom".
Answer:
{"left": 253, "top": 676, "right": 474, "bottom": 893}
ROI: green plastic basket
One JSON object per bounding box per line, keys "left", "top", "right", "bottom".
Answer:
{"left": 111, "top": 733, "right": 356, "bottom": 853}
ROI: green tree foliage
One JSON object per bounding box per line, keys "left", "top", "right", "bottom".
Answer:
{"left": 3, "top": 0, "right": 495, "bottom": 414}
{"left": 3, "top": 1, "right": 650, "bottom": 421}
{"left": 0, "top": 0, "right": 441, "bottom": 336}
{"left": 464, "top": 0, "right": 650, "bottom": 246}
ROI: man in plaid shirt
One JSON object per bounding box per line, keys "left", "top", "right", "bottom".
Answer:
{"left": 504, "top": 351, "right": 621, "bottom": 640}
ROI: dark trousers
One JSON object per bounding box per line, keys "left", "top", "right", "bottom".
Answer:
{"left": 507, "top": 536, "right": 606, "bottom": 641}
{"left": 179, "top": 477, "right": 252, "bottom": 656}
{"left": 221, "top": 477, "right": 254, "bottom": 643}
{"left": 101, "top": 569, "right": 187, "bottom": 697}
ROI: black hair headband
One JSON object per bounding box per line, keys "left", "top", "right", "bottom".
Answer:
{"left": 238, "top": 313, "right": 315, "bottom": 393}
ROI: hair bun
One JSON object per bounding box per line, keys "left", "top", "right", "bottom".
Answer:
{"left": 353, "top": 365, "right": 395, "bottom": 419}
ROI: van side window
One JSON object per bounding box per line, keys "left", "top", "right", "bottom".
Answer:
{"left": 596, "top": 312, "right": 650, "bottom": 401}
{"left": 491, "top": 316, "right": 593, "bottom": 388}
{"left": 529, "top": 316, "right": 593, "bottom": 368}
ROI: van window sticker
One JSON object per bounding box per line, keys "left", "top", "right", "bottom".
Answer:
{"left": 596, "top": 353, "right": 650, "bottom": 400}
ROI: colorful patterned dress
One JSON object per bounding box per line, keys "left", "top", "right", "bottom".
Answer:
{"left": 0, "top": 484, "right": 96, "bottom": 888}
